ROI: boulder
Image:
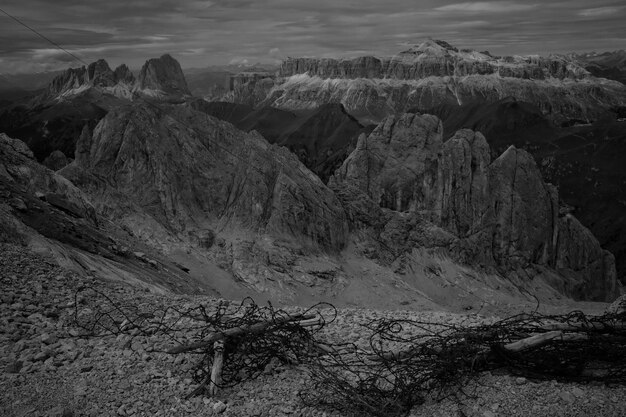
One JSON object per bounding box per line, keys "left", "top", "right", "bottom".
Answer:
{"left": 42, "top": 150, "right": 71, "bottom": 171}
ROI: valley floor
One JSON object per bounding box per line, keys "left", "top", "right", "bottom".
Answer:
{"left": 1, "top": 243, "right": 625, "bottom": 417}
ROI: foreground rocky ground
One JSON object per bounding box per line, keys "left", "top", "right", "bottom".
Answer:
{"left": 1, "top": 243, "right": 625, "bottom": 417}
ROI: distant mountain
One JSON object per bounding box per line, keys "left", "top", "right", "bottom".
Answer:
{"left": 137, "top": 54, "right": 190, "bottom": 97}
{"left": 183, "top": 64, "right": 279, "bottom": 100}
{"left": 42, "top": 54, "right": 190, "bottom": 101}
{"left": 233, "top": 40, "right": 626, "bottom": 126}
{"left": 0, "top": 54, "right": 191, "bottom": 164}
{"left": 570, "top": 50, "right": 626, "bottom": 85}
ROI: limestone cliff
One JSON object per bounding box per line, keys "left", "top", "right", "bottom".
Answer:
{"left": 235, "top": 40, "right": 626, "bottom": 125}
{"left": 280, "top": 40, "right": 590, "bottom": 81}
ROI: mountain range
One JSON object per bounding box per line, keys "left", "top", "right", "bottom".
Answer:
{"left": 1, "top": 40, "right": 625, "bottom": 310}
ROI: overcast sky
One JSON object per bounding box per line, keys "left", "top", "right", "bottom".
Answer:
{"left": 1, "top": 0, "right": 625, "bottom": 73}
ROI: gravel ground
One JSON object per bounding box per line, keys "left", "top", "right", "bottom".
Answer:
{"left": 1, "top": 243, "right": 625, "bottom": 417}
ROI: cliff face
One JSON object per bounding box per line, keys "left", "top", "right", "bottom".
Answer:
{"left": 330, "top": 113, "right": 620, "bottom": 301}
{"left": 257, "top": 72, "right": 625, "bottom": 125}
{"left": 233, "top": 40, "right": 626, "bottom": 125}
{"left": 280, "top": 40, "right": 589, "bottom": 81}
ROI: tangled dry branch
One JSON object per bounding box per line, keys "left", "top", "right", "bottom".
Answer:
{"left": 72, "top": 287, "right": 626, "bottom": 417}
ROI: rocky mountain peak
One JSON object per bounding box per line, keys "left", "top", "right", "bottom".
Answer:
{"left": 47, "top": 66, "right": 88, "bottom": 96}
{"left": 43, "top": 54, "right": 190, "bottom": 100}
{"left": 402, "top": 39, "right": 459, "bottom": 55}
{"left": 136, "top": 54, "right": 191, "bottom": 96}
{"left": 86, "top": 59, "right": 116, "bottom": 87}
{"left": 113, "top": 64, "right": 135, "bottom": 84}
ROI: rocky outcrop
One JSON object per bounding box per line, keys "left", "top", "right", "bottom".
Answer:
{"left": 555, "top": 214, "right": 619, "bottom": 301}
{"left": 330, "top": 113, "right": 620, "bottom": 301}
{"left": 438, "top": 129, "right": 490, "bottom": 237}
{"left": 113, "top": 64, "right": 135, "bottom": 85}
{"left": 0, "top": 133, "right": 97, "bottom": 226}
{"left": 86, "top": 59, "right": 116, "bottom": 87}
{"left": 47, "top": 67, "right": 88, "bottom": 96}
{"left": 136, "top": 54, "right": 190, "bottom": 96}
{"left": 332, "top": 113, "right": 443, "bottom": 212}
{"left": 486, "top": 146, "right": 558, "bottom": 268}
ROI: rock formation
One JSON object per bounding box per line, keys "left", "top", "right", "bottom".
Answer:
{"left": 47, "top": 59, "right": 135, "bottom": 97}
{"left": 43, "top": 54, "right": 188, "bottom": 100}
{"left": 113, "top": 64, "right": 135, "bottom": 85}
{"left": 136, "top": 54, "right": 191, "bottom": 97}
{"left": 61, "top": 103, "right": 347, "bottom": 252}
{"left": 438, "top": 129, "right": 490, "bottom": 237}
{"left": 332, "top": 113, "right": 443, "bottom": 212}
{"left": 330, "top": 113, "right": 620, "bottom": 301}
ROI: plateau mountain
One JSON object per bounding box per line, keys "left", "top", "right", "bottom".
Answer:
{"left": 233, "top": 40, "right": 626, "bottom": 126}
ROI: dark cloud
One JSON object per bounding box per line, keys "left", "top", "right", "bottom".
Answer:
{"left": 0, "top": 0, "right": 625, "bottom": 73}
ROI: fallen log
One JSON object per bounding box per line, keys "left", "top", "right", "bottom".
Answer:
{"left": 167, "top": 313, "right": 316, "bottom": 354}
{"left": 367, "top": 330, "right": 590, "bottom": 362}
{"left": 503, "top": 331, "right": 588, "bottom": 353}
{"left": 208, "top": 340, "right": 225, "bottom": 396}
{"left": 536, "top": 322, "right": 626, "bottom": 332}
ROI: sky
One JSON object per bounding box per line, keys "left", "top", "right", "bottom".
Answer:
{"left": 0, "top": 0, "right": 625, "bottom": 73}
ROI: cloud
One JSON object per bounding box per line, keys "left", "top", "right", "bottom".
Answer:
{"left": 435, "top": 2, "right": 537, "bottom": 13}
{"left": 579, "top": 6, "right": 624, "bottom": 17}
{"left": 228, "top": 57, "right": 249, "bottom": 65}
{"left": 0, "top": 0, "right": 625, "bottom": 73}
